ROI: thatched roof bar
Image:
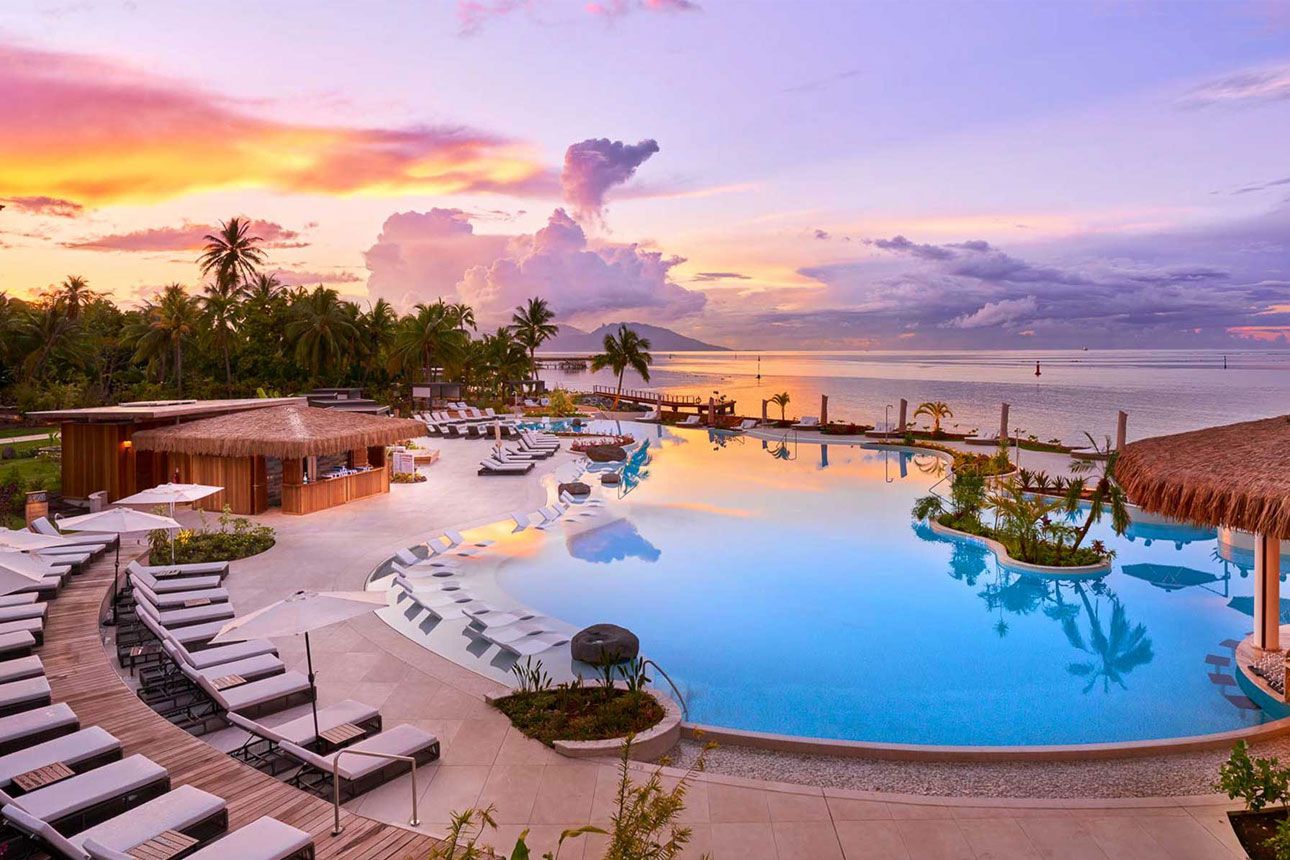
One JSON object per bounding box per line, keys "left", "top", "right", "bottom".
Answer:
{"left": 131, "top": 404, "right": 424, "bottom": 460}
{"left": 1117, "top": 415, "right": 1290, "bottom": 538}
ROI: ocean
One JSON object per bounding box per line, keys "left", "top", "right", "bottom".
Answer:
{"left": 538, "top": 349, "right": 1290, "bottom": 443}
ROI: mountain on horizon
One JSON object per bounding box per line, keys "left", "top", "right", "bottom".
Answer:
{"left": 542, "top": 322, "right": 729, "bottom": 352}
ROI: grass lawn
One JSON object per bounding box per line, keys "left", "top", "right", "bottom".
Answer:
{"left": 0, "top": 426, "right": 55, "bottom": 440}
{"left": 0, "top": 458, "right": 60, "bottom": 529}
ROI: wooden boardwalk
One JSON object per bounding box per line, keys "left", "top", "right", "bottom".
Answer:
{"left": 41, "top": 545, "right": 440, "bottom": 860}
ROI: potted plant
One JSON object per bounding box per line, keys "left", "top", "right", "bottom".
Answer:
{"left": 1218, "top": 740, "right": 1290, "bottom": 859}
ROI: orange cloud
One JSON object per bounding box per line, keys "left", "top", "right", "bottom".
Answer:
{"left": 1, "top": 43, "right": 555, "bottom": 206}
{"left": 63, "top": 219, "right": 307, "bottom": 252}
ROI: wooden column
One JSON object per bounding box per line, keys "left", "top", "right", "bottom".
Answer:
{"left": 351, "top": 447, "right": 369, "bottom": 468}
{"left": 761, "top": 400, "right": 768, "bottom": 422}
{"left": 999, "top": 402, "right": 1010, "bottom": 441}
{"left": 897, "top": 399, "right": 908, "bottom": 432}
{"left": 708, "top": 397, "right": 715, "bottom": 426}
{"left": 1115, "top": 411, "right": 1128, "bottom": 452}
{"left": 820, "top": 395, "right": 828, "bottom": 425}
{"left": 1254, "top": 532, "right": 1282, "bottom": 651}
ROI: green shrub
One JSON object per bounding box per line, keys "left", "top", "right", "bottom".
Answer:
{"left": 149, "top": 505, "right": 275, "bottom": 564}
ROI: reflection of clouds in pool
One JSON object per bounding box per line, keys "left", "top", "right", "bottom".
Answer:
{"left": 565, "top": 518, "right": 661, "bottom": 564}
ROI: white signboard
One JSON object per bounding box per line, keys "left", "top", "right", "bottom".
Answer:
{"left": 392, "top": 451, "right": 417, "bottom": 475}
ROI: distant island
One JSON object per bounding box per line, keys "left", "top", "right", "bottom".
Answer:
{"left": 541, "top": 322, "right": 730, "bottom": 353}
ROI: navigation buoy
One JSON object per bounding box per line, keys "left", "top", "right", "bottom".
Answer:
{"left": 1034, "top": 361, "right": 1041, "bottom": 377}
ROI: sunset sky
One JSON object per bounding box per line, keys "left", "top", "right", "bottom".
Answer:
{"left": 4, "top": 0, "right": 1290, "bottom": 348}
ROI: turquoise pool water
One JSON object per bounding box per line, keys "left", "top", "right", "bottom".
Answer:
{"left": 495, "top": 421, "right": 1278, "bottom": 746}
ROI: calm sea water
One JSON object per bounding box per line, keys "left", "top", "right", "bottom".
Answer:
{"left": 494, "top": 420, "right": 1275, "bottom": 745}
{"left": 540, "top": 349, "right": 1290, "bottom": 441}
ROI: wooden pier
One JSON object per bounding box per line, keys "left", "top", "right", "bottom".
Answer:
{"left": 591, "top": 385, "right": 736, "bottom": 417}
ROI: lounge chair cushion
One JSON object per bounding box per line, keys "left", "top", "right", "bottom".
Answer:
{"left": 0, "top": 676, "right": 51, "bottom": 710}
{"left": 263, "top": 699, "right": 380, "bottom": 746}
{"left": 7, "top": 754, "right": 168, "bottom": 823}
{"left": 0, "top": 603, "right": 47, "bottom": 623}
{"left": 0, "top": 703, "right": 77, "bottom": 751}
{"left": 208, "top": 671, "right": 310, "bottom": 712}
{"left": 180, "top": 816, "right": 312, "bottom": 860}
{"left": 0, "top": 655, "right": 43, "bottom": 684}
{"left": 0, "top": 618, "right": 45, "bottom": 639}
{"left": 126, "top": 559, "right": 227, "bottom": 577}
{"left": 283, "top": 724, "right": 438, "bottom": 782}
{"left": 0, "top": 594, "right": 39, "bottom": 608}
{"left": 0, "top": 727, "right": 120, "bottom": 790}
{"left": 133, "top": 570, "right": 222, "bottom": 594}
{"left": 72, "top": 785, "right": 226, "bottom": 855}
{"left": 173, "top": 639, "right": 277, "bottom": 670}
{"left": 153, "top": 601, "right": 235, "bottom": 628}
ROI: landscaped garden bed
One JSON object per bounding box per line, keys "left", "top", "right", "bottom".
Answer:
{"left": 148, "top": 507, "right": 276, "bottom": 564}
{"left": 493, "top": 685, "right": 665, "bottom": 746}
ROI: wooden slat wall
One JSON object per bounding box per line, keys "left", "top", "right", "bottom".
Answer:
{"left": 281, "top": 467, "right": 389, "bottom": 515}
{"left": 43, "top": 546, "right": 441, "bottom": 859}
{"left": 61, "top": 422, "right": 133, "bottom": 501}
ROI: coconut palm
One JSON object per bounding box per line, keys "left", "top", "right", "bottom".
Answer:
{"left": 591, "top": 324, "right": 652, "bottom": 408}
{"left": 510, "top": 297, "right": 559, "bottom": 380}
{"left": 390, "top": 301, "right": 468, "bottom": 383}
{"left": 130, "top": 284, "right": 200, "bottom": 392}
{"left": 44, "top": 275, "right": 98, "bottom": 319}
{"left": 770, "top": 391, "right": 791, "bottom": 422}
{"left": 913, "top": 400, "right": 953, "bottom": 435}
{"left": 20, "top": 303, "right": 85, "bottom": 379}
{"left": 1059, "top": 434, "right": 1131, "bottom": 562}
{"left": 1064, "top": 586, "right": 1154, "bottom": 693}
{"left": 284, "top": 286, "right": 359, "bottom": 380}
{"left": 198, "top": 217, "right": 266, "bottom": 290}
{"left": 200, "top": 282, "right": 242, "bottom": 387}
{"left": 357, "top": 298, "right": 398, "bottom": 381}
{"left": 244, "top": 272, "right": 283, "bottom": 306}
{"left": 445, "top": 301, "right": 476, "bottom": 332}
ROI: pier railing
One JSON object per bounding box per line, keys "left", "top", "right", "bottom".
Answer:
{"left": 592, "top": 385, "right": 702, "bottom": 406}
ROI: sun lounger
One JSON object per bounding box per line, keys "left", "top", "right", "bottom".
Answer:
{"left": 478, "top": 457, "right": 533, "bottom": 475}
{"left": 0, "top": 655, "right": 43, "bottom": 684}
{"left": 129, "top": 575, "right": 229, "bottom": 609}
{"left": 0, "top": 603, "right": 47, "bottom": 624}
{"left": 737, "top": 419, "right": 759, "bottom": 430}
{"left": 0, "top": 754, "right": 171, "bottom": 834}
{"left": 11, "top": 577, "right": 59, "bottom": 600}
{"left": 0, "top": 618, "right": 43, "bottom": 647}
{"left": 510, "top": 511, "right": 533, "bottom": 531}
{"left": 0, "top": 631, "right": 36, "bottom": 661}
{"left": 677, "top": 415, "right": 701, "bottom": 427}
{"left": 137, "top": 612, "right": 228, "bottom": 648}
{"left": 179, "top": 663, "right": 312, "bottom": 718}
{"left": 496, "top": 630, "right": 570, "bottom": 657}
{"left": 163, "top": 636, "right": 277, "bottom": 671}
{"left": 35, "top": 548, "right": 94, "bottom": 567}
{"left": 126, "top": 559, "right": 228, "bottom": 579}
{"left": 280, "top": 724, "right": 439, "bottom": 800}
{"left": 48, "top": 785, "right": 226, "bottom": 858}
{"left": 160, "top": 641, "right": 283, "bottom": 686}
{"left": 230, "top": 699, "right": 381, "bottom": 752}
{"left": 135, "top": 593, "right": 233, "bottom": 628}
{"left": 0, "top": 594, "right": 38, "bottom": 608}
{"left": 461, "top": 605, "right": 535, "bottom": 629}
{"left": 0, "top": 727, "right": 122, "bottom": 792}
{"left": 444, "top": 529, "right": 493, "bottom": 548}
{"left": 0, "top": 703, "right": 79, "bottom": 757}
{"left": 0, "top": 676, "right": 52, "bottom": 718}
{"left": 32, "top": 517, "right": 118, "bottom": 550}
{"left": 172, "top": 815, "right": 313, "bottom": 860}
{"left": 792, "top": 416, "right": 820, "bottom": 429}
{"left": 471, "top": 618, "right": 563, "bottom": 646}
{"left": 126, "top": 562, "right": 221, "bottom": 593}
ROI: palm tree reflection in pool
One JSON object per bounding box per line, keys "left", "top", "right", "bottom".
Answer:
{"left": 1062, "top": 582, "right": 1154, "bottom": 694}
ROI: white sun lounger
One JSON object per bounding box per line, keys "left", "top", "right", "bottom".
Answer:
{"left": 161, "top": 641, "right": 283, "bottom": 686}
{"left": 129, "top": 576, "right": 229, "bottom": 610}
{"left": 0, "top": 655, "right": 43, "bottom": 684}
{"left": 33, "top": 517, "right": 118, "bottom": 549}
{"left": 278, "top": 724, "right": 439, "bottom": 798}
{"left": 0, "top": 703, "right": 78, "bottom": 756}
{"left": 231, "top": 699, "right": 381, "bottom": 748}
{"left": 0, "top": 603, "right": 47, "bottom": 624}
{"left": 444, "top": 529, "right": 493, "bottom": 548}
{"left": 737, "top": 419, "right": 759, "bottom": 430}
{"left": 509, "top": 511, "right": 533, "bottom": 531}
{"left": 179, "top": 663, "right": 312, "bottom": 717}
{"left": 35, "top": 548, "right": 94, "bottom": 567}
{"left": 497, "top": 631, "right": 570, "bottom": 657}
{"left": 677, "top": 415, "right": 701, "bottom": 426}
{"left": 0, "top": 727, "right": 121, "bottom": 791}
{"left": 0, "top": 617, "right": 44, "bottom": 646}
{"left": 471, "top": 618, "right": 563, "bottom": 646}
{"left": 64, "top": 785, "right": 227, "bottom": 858}
{"left": 792, "top": 416, "right": 820, "bottom": 429}
{"left": 126, "top": 561, "right": 221, "bottom": 593}
{"left": 135, "top": 592, "right": 234, "bottom": 628}
{"left": 0, "top": 754, "right": 170, "bottom": 829}
{"left": 165, "top": 815, "right": 313, "bottom": 860}
{"left": 460, "top": 604, "right": 534, "bottom": 629}
{"left": 160, "top": 631, "right": 277, "bottom": 670}
{"left": 0, "top": 676, "right": 51, "bottom": 717}
{"left": 478, "top": 457, "right": 533, "bottom": 475}
{"left": 126, "top": 559, "right": 228, "bottom": 579}
{"left": 0, "top": 594, "right": 38, "bottom": 608}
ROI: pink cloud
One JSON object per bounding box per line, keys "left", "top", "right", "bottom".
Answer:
{"left": 0, "top": 196, "right": 84, "bottom": 217}
{"left": 364, "top": 208, "right": 705, "bottom": 325}
{"left": 586, "top": 0, "right": 699, "bottom": 17}
{"left": 269, "top": 268, "right": 363, "bottom": 287}
{"left": 457, "top": 0, "right": 528, "bottom": 35}
{"left": 561, "top": 138, "right": 660, "bottom": 221}
{"left": 63, "top": 219, "right": 307, "bottom": 252}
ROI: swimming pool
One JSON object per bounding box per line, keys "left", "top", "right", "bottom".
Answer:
{"left": 489, "top": 421, "right": 1278, "bottom": 746}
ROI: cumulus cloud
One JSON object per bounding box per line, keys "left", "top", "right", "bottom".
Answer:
{"left": 561, "top": 138, "right": 659, "bottom": 221}
{"left": 947, "top": 296, "right": 1038, "bottom": 329}
{"left": 0, "top": 43, "right": 552, "bottom": 206}
{"left": 63, "top": 219, "right": 307, "bottom": 252}
{"left": 365, "top": 207, "right": 704, "bottom": 326}
{"left": 269, "top": 268, "right": 362, "bottom": 287}
{"left": 0, "top": 196, "right": 83, "bottom": 217}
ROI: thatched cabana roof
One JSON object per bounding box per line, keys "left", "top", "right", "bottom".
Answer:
{"left": 131, "top": 404, "right": 424, "bottom": 460}
{"left": 1117, "top": 415, "right": 1290, "bottom": 538}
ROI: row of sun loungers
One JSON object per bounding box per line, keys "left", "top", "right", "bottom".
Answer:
{"left": 417, "top": 407, "right": 520, "bottom": 438}
{"left": 479, "top": 430, "right": 561, "bottom": 475}
{"left": 0, "top": 527, "right": 317, "bottom": 860}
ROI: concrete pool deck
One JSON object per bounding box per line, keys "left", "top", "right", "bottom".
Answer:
{"left": 151, "top": 431, "right": 1258, "bottom": 859}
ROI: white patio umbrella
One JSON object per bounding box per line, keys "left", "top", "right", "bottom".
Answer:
{"left": 0, "top": 551, "right": 54, "bottom": 597}
{"left": 211, "top": 590, "right": 388, "bottom": 740}
{"left": 57, "top": 507, "right": 182, "bottom": 625}
{"left": 116, "top": 483, "right": 222, "bottom": 562}
{"left": 0, "top": 528, "right": 70, "bottom": 552}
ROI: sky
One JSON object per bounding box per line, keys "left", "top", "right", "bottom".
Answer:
{"left": 3, "top": 0, "right": 1290, "bottom": 348}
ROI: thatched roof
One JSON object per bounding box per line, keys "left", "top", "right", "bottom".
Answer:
{"left": 131, "top": 404, "right": 424, "bottom": 459}
{"left": 1117, "top": 415, "right": 1290, "bottom": 538}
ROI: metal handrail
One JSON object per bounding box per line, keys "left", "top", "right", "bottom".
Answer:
{"left": 643, "top": 659, "right": 689, "bottom": 719}
{"left": 331, "top": 749, "right": 419, "bottom": 835}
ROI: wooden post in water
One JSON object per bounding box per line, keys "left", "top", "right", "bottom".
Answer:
{"left": 708, "top": 397, "right": 716, "bottom": 427}
{"left": 898, "top": 398, "right": 908, "bottom": 433}
{"left": 999, "top": 403, "right": 1010, "bottom": 442}
{"left": 820, "top": 395, "right": 829, "bottom": 426}
{"left": 1115, "top": 411, "right": 1128, "bottom": 452}
{"left": 761, "top": 399, "right": 768, "bottom": 423}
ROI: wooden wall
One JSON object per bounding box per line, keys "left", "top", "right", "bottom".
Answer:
{"left": 281, "top": 465, "right": 389, "bottom": 515}
{"left": 168, "top": 453, "right": 267, "bottom": 515}
{"left": 61, "top": 422, "right": 133, "bottom": 501}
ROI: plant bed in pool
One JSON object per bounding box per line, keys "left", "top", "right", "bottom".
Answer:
{"left": 492, "top": 687, "right": 665, "bottom": 746}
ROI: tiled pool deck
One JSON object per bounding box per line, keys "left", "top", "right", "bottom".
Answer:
{"left": 178, "top": 434, "right": 1256, "bottom": 858}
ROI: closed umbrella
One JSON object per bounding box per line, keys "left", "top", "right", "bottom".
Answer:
{"left": 117, "top": 484, "right": 222, "bottom": 562}
{"left": 0, "top": 551, "right": 54, "bottom": 597}
{"left": 57, "top": 508, "right": 182, "bottom": 625}
{"left": 211, "top": 590, "right": 387, "bottom": 740}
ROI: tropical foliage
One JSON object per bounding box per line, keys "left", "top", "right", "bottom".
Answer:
{"left": 913, "top": 400, "right": 953, "bottom": 435}
{"left": 591, "top": 324, "right": 652, "bottom": 408}
{"left": 0, "top": 216, "right": 561, "bottom": 414}
{"left": 770, "top": 391, "right": 791, "bottom": 421}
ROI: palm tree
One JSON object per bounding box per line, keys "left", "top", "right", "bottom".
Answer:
{"left": 20, "top": 303, "right": 84, "bottom": 379}
{"left": 478, "top": 327, "right": 531, "bottom": 400}
{"left": 770, "top": 392, "right": 791, "bottom": 422}
{"left": 284, "top": 287, "right": 358, "bottom": 380}
{"left": 913, "top": 401, "right": 953, "bottom": 435}
{"left": 1064, "top": 586, "right": 1154, "bottom": 693}
{"left": 510, "top": 297, "right": 559, "bottom": 381}
{"left": 1060, "top": 434, "right": 1132, "bottom": 562}
{"left": 244, "top": 272, "right": 283, "bottom": 306}
{"left": 390, "top": 302, "right": 468, "bottom": 383}
{"left": 359, "top": 298, "right": 399, "bottom": 381}
{"left": 591, "top": 324, "right": 652, "bottom": 408}
{"left": 200, "top": 282, "right": 242, "bottom": 387}
{"left": 198, "top": 217, "right": 266, "bottom": 290}
{"left": 44, "top": 275, "right": 98, "bottom": 319}
{"left": 446, "top": 301, "right": 476, "bottom": 332}
{"left": 131, "top": 284, "right": 200, "bottom": 392}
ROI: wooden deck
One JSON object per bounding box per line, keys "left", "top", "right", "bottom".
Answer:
{"left": 41, "top": 544, "right": 441, "bottom": 859}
